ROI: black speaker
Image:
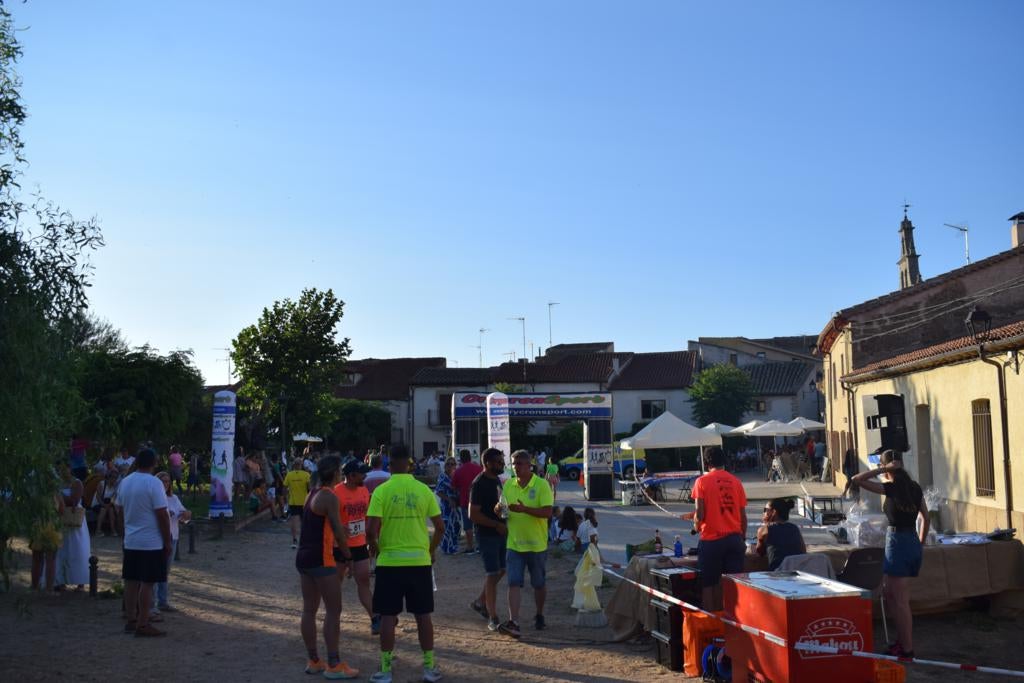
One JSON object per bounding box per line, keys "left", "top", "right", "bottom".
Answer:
{"left": 875, "top": 394, "right": 908, "bottom": 453}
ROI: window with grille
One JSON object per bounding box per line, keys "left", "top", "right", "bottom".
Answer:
{"left": 641, "top": 399, "right": 666, "bottom": 420}
{"left": 972, "top": 399, "right": 996, "bottom": 497}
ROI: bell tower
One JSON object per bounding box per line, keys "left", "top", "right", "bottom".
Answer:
{"left": 898, "top": 205, "right": 922, "bottom": 290}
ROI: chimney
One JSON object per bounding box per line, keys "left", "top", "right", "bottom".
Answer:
{"left": 1010, "top": 212, "right": 1024, "bottom": 249}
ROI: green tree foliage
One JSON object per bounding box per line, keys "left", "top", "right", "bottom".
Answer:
{"left": 0, "top": 2, "right": 104, "bottom": 588}
{"left": 554, "top": 422, "right": 583, "bottom": 457}
{"left": 689, "top": 364, "right": 755, "bottom": 427}
{"left": 326, "top": 399, "right": 392, "bottom": 455}
{"left": 75, "top": 345, "right": 206, "bottom": 451}
{"left": 231, "top": 288, "right": 352, "bottom": 439}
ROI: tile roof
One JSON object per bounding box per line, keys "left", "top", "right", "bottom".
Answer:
{"left": 334, "top": 357, "right": 445, "bottom": 400}
{"left": 843, "top": 319, "right": 1024, "bottom": 381}
{"left": 493, "top": 352, "right": 633, "bottom": 384}
{"left": 410, "top": 367, "right": 495, "bottom": 387}
{"left": 749, "top": 335, "right": 819, "bottom": 359}
{"left": 608, "top": 351, "right": 699, "bottom": 390}
{"left": 743, "top": 361, "right": 815, "bottom": 396}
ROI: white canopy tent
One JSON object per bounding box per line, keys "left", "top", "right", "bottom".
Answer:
{"left": 747, "top": 420, "right": 805, "bottom": 437}
{"left": 728, "top": 420, "right": 766, "bottom": 436}
{"left": 788, "top": 416, "right": 826, "bottom": 431}
{"left": 702, "top": 422, "right": 736, "bottom": 436}
{"left": 620, "top": 411, "right": 722, "bottom": 474}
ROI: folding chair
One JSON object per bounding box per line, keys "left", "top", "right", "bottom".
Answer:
{"left": 836, "top": 547, "right": 889, "bottom": 643}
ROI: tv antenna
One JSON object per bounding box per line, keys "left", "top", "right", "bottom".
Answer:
{"left": 478, "top": 328, "right": 489, "bottom": 368}
{"left": 944, "top": 222, "right": 970, "bottom": 264}
{"left": 503, "top": 350, "right": 517, "bottom": 362}
{"left": 547, "top": 302, "right": 559, "bottom": 348}
{"left": 213, "top": 347, "right": 233, "bottom": 385}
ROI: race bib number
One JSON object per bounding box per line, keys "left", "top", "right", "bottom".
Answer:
{"left": 347, "top": 519, "right": 365, "bottom": 537}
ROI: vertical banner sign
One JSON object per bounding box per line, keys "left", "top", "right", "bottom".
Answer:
{"left": 209, "top": 390, "right": 236, "bottom": 518}
{"left": 486, "top": 392, "right": 511, "bottom": 457}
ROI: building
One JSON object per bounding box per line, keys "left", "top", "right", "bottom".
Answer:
{"left": 816, "top": 212, "right": 1024, "bottom": 533}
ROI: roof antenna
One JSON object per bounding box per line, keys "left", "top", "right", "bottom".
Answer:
{"left": 944, "top": 222, "right": 970, "bottom": 264}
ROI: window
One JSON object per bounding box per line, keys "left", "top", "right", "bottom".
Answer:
{"left": 754, "top": 400, "right": 767, "bottom": 413}
{"left": 756, "top": 351, "right": 766, "bottom": 359}
{"left": 641, "top": 399, "right": 666, "bottom": 420}
{"left": 972, "top": 399, "right": 996, "bottom": 497}
{"left": 729, "top": 353, "right": 738, "bottom": 366}
{"left": 339, "top": 372, "right": 358, "bottom": 386}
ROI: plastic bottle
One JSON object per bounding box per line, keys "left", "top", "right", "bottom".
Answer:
{"left": 497, "top": 493, "right": 509, "bottom": 520}
{"left": 674, "top": 535, "right": 683, "bottom": 558}
{"left": 654, "top": 529, "right": 663, "bottom": 554}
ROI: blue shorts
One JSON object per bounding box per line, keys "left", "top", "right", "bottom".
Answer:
{"left": 461, "top": 508, "right": 472, "bottom": 529}
{"left": 697, "top": 533, "right": 745, "bottom": 588}
{"left": 478, "top": 534, "right": 507, "bottom": 575}
{"left": 884, "top": 529, "right": 922, "bottom": 577}
{"left": 507, "top": 549, "right": 547, "bottom": 589}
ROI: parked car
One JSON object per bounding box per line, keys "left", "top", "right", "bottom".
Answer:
{"left": 558, "top": 445, "right": 646, "bottom": 480}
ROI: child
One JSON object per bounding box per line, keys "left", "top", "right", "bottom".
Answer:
{"left": 557, "top": 506, "right": 579, "bottom": 552}
{"left": 249, "top": 479, "right": 281, "bottom": 519}
{"left": 577, "top": 507, "right": 599, "bottom": 553}
{"left": 549, "top": 506, "right": 561, "bottom": 544}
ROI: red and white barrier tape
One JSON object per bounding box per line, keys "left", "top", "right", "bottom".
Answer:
{"left": 601, "top": 565, "right": 1024, "bottom": 678}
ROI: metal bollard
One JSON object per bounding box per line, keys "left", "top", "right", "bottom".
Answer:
{"left": 188, "top": 520, "right": 196, "bottom": 554}
{"left": 89, "top": 555, "right": 98, "bottom": 597}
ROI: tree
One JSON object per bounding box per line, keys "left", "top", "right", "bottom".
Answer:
{"left": 326, "top": 399, "right": 392, "bottom": 455}
{"left": 689, "top": 364, "right": 755, "bottom": 427}
{"left": 0, "top": 2, "right": 104, "bottom": 589}
{"left": 75, "top": 345, "right": 206, "bottom": 451}
{"left": 231, "top": 288, "right": 351, "bottom": 442}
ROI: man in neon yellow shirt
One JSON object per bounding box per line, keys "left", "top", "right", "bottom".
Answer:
{"left": 283, "top": 458, "right": 311, "bottom": 549}
{"left": 366, "top": 445, "right": 443, "bottom": 683}
{"left": 498, "top": 449, "right": 553, "bottom": 639}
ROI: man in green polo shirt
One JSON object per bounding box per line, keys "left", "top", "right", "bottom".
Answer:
{"left": 366, "top": 445, "right": 444, "bottom": 683}
{"left": 497, "top": 449, "right": 553, "bottom": 639}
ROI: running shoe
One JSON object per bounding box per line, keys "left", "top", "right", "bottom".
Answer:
{"left": 534, "top": 614, "right": 546, "bottom": 631}
{"left": 497, "top": 619, "right": 521, "bottom": 639}
{"left": 323, "top": 661, "right": 359, "bottom": 679}
{"left": 157, "top": 604, "right": 177, "bottom": 613}
{"left": 469, "top": 600, "right": 489, "bottom": 620}
{"left": 291, "top": 541, "right": 298, "bottom": 550}
{"left": 305, "top": 659, "right": 326, "bottom": 674}
{"left": 422, "top": 666, "right": 443, "bottom": 682}
{"left": 369, "top": 672, "right": 392, "bottom": 683}
{"left": 487, "top": 617, "right": 500, "bottom": 632}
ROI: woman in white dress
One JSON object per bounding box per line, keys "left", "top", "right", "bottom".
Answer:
{"left": 55, "top": 474, "right": 91, "bottom": 590}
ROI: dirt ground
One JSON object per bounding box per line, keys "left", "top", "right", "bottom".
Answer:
{"left": 1, "top": 518, "right": 1022, "bottom": 682}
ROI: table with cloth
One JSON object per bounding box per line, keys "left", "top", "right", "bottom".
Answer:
{"left": 605, "top": 540, "right": 1024, "bottom": 641}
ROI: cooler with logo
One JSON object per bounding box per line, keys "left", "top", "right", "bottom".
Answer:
{"left": 722, "top": 571, "right": 874, "bottom": 683}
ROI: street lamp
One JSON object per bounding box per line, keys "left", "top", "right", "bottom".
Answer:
{"left": 278, "top": 390, "right": 288, "bottom": 465}
{"left": 965, "top": 305, "right": 1013, "bottom": 529}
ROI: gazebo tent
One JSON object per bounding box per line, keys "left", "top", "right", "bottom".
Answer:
{"left": 788, "top": 416, "right": 826, "bottom": 431}
{"left": 702, "top": 422, "right": 736, "bottom": 436}
{"left": 620, "top": 411, "right": 722, "bottom": 474}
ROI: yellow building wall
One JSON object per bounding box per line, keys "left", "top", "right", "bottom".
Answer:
{"left": 850, "top": 356, "right": 1023, "bottom": 534}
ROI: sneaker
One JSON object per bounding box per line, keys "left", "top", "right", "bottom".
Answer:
{"left": 305, "top": 659, "right": 326, "bottom": 674}
{"left": 323, "top": 662, "right": 359, "bottom": 679}
{"left": 369, "top": 672, "right": 392, "bottom": 683}
{"left": 497, "top": 619, "right": 521, "bottom": 639}
{"left": 291, "top": 541, "right": 298, "bottom": 550}
{"left": 534, "top": 614, "right": 546, "bottom": 631}
{"left": 422, "top": 666, "right": 443, "bottom": 682}
{"left": 371, "top": 614, "right": 381, "bottom": 635}
{"left": 158, "top": 604, "right": 177, "bottom": 613}
{"left": 461, "top": 548, "right": 476, "bottom": 555}
{"left": 469, "top": 600, "right": 489, "bottom": 620}
{"left": 487, "top": 617, "right": 500, "bottom": 632}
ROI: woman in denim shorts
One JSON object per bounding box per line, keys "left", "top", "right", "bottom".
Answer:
{"left": 851, "top": 449, "right": 928, "bottom": 659}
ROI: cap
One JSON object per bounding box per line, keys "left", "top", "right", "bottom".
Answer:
{"left": 342, "top": 459, "right": 370, "bottom": 475}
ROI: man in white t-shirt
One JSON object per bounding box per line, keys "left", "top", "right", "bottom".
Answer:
{"left": 363, "top": 454, "right": 390, "bottom": 495}
{"left": 116, "top": 449, "right": 172, "bottom": 637}
{"left": 536, "top": 450, "right": 547, "bottom": 474}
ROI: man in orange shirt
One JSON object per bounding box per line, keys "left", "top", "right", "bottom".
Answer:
{"left": 691, "top": 446, "right": 748, "bottom": 610}
{"left": 334, "top": 459, "right": 376, "bottom": 633}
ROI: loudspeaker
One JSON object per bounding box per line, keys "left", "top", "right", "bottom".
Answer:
{"left": 874, "top": 394, "right": 908, "bottom": 453}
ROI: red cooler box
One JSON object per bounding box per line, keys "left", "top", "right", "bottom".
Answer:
{"left": 723, "top": 571, "right": 874, "bottom": 683}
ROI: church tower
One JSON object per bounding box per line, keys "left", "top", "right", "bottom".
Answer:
{"left": 898, "top": 207, "right": 922, "bottom": 289}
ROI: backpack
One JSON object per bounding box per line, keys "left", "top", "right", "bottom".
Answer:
{"left": 701, "top": 643, "right": 732, "bottom": 682}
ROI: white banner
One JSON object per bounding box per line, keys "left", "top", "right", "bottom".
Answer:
{"left": 209, "top": 390, "right": 236, "bottom": 518}
{"left": 486, "top": 391, "right": 511, "bottom": 457}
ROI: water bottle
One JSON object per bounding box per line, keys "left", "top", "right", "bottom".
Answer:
{"left": 674, "top": 535, "right": 683, "bottom": 558}
{"left": 498, "top": 494, "right": 509, "bottom": 520}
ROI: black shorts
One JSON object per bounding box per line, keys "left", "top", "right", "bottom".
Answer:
{"left": 697, "top": 533, "right": 745, "bottom": 588}
{"left": 372, "top": 565, "right": 434, "bottom": 615}
{"left": 348, "top": 544, "right": 370, "bottom": 563}
{"left": 122, "top": 548, "right": 168, "bottom": 584}
{"left": 289, "top": 505, "right": 303, "bottom": 518}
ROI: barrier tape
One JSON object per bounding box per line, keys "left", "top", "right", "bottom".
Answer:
{"left": 628, "top": 471, "right": 695, "bottom": 524}
{"left": 601, "top": 565, "right": 1024, "bottom": 678}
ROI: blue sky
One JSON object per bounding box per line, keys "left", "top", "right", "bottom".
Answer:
{"left": 14, "top": 1, "right": 1024, "bottom": 382}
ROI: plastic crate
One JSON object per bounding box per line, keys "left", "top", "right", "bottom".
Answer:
{"left": 651, "top": 629, "right": 683, "bottom": 672}
{"left": 874, "top": 660, "right": 906, "bottom": 683}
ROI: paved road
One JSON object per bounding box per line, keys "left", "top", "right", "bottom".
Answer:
{"left": 555, "top": 470, "right": 843, "bottom": 565}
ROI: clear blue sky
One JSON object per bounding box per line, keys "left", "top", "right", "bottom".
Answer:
{"left": 15, "top": 1, "right": 1024, "bottom": 383}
